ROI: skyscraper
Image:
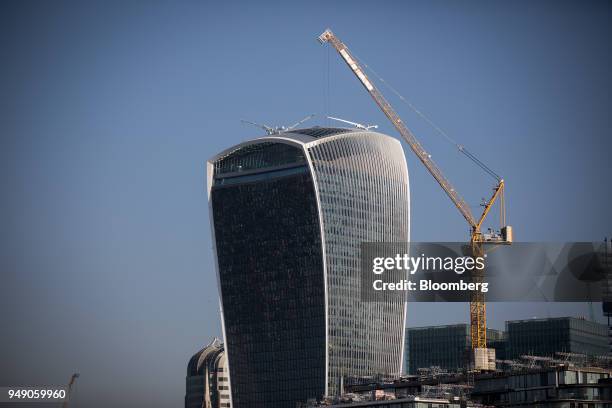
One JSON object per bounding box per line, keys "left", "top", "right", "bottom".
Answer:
{"left": 207, "top": 127, "right": 410, "bottom": 408}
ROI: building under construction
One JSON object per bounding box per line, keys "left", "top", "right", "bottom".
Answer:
{"left": 405, "top": 317, "right": 609, "bottom": 376}
{"left": 405, "top": 324, "right": 506, "bottom": 375}
{"left": 311, "top": 361, "right": 612, "bottom": 407}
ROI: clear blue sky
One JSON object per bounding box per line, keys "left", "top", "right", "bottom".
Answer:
{"left": 1, "top": 1, "right": 610, "bottom": 407}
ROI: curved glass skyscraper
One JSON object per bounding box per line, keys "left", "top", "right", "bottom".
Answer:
{"left": 207, "top": 127, "right": 410, "bottom": 408}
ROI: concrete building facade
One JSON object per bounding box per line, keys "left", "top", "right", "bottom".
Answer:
{"left": 207, "top": 127, "right": 410, "bottom": 408}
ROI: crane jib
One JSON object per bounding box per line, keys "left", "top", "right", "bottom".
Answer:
{"left": 325, "top": 31, "right": 478, "bottom": 228}
{"left": 319, "top": 28, "right": 512, "bottom": 353}
{"left": 339, "top": 48, "right": 374, "bottom": 91}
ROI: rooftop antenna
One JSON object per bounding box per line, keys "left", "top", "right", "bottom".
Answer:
{"left": 327, "top": 116, "right": 378, "bottom": 130}
{"left": 241, "top": 114, "right": 315, "bottom": 135}
{"left": 286, "top": 114, "right": 316, "bottom": 131}
{"left": 240, "top": 119, "right": 275, "bottom": 135}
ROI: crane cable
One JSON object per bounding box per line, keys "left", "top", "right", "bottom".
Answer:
{"left": 347, "top": 47, "right": 502, "bottom": 182}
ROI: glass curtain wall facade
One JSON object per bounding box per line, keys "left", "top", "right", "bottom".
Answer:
{"left": 505, "top": 317, "right": 609, "bottom": 359}
{"left": 307, "top": 134, "right": 409, "bottom": 395}
{"left": 210, "top": 142, "right": 326, "bottom": 408}
{"left": 405, "top": 324, "right": 506, "bottom": 374}
{"left": 207, "top": 128, "right": 410, "bottom": 408}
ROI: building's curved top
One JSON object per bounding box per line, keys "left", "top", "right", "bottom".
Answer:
{"left": 187, "top": 338, "right": 223, "bottom": 376}
{"left": 208, "top": 126, "right": 399, "bottom": 166}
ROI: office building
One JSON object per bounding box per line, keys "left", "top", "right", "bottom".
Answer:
{"left": 404, "top": 324, "right": 505, "bottom": 374}
{"left": 185, "top": 338, "right": 231, "bottom": 408}
{"left": 405, "top": 317, "right": 609, "bottom": 375}
{"left": 505, "top": 317, "right": 609, "bottom": 359}
{"left": 207, "top": 127, "right": 410, "bottom": 407}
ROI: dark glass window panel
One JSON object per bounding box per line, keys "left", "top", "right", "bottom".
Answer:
{"left": 215, "top": 142, "right": 307, "bottom": 176}
{"left": 212, "top": 164, "right": 326, "bottom": 408}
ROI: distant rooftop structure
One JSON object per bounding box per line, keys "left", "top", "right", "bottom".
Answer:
{"left": 185, "top": 338, "right": 231, "bottom": 408}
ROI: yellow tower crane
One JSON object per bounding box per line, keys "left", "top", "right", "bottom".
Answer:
{"left": 318, "top": 29, "right": 513, "bottom": 360}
